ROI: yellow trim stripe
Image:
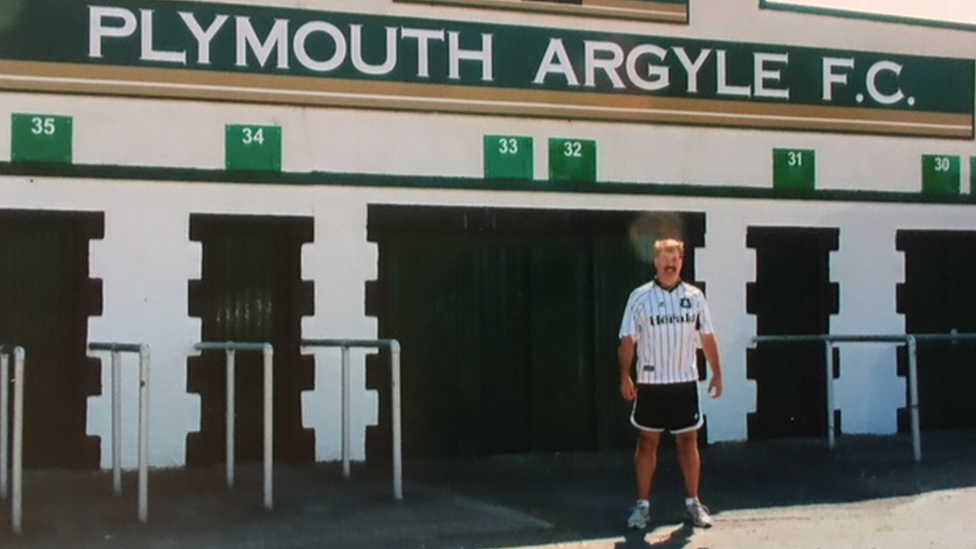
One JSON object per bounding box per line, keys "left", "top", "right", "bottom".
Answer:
{"left": 0, "top": 61, "right": 969, "bottom": 138}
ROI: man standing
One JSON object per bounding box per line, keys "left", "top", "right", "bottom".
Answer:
{"left": 618, "top": 238, "right": 723, "bottom": 529}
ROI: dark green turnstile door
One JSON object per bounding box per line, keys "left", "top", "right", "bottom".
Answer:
{"left": 187, "top": 215, "right": 314, "bottom": 466}
{"left": 747, "top": 227, "right": 839, "bottom": 439}
{"left": 897, "top": 231, "right": 976, "bottom": 431}
{"left": 529, "top": 238, "right": 598, "bottom": 450}
{"left": 366, "top": 206, "right": 705, "bottom": 459}
{"left": 0, "top": 211, "right": 103, "bottom": 469}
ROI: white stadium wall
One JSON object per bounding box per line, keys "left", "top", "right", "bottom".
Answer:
{"left": 0, "top": 0, "right": 974, "bottom": 468}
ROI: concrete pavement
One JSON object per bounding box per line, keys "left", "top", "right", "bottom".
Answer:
{"left": 0, "top": 431, "right": 973, "bottom": 549}
{"left": 541, "top": 487, "right": 976, "bottom": 549}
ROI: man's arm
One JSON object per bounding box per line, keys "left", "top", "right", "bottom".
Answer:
{"left": 700, "top": 333, "right": 723, "bottom": 398}
{"left": 619, "top": 336, "right": 637, "bottom": 401}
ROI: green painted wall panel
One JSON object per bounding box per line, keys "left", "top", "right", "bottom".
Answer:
{"left": 896, "top": 231, "right": 976, "bottom": 431}
{"left": 369, "top": 206, "right": 706, "bottom": 458}
{"left": 187, "top": 215, "right": 314, "bottom": 465}
{"left": 0, "top": 211, "right": 102, "bottom": 469}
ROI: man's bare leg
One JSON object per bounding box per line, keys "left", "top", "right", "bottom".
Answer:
{"left": 636, "top": 430, "right": 662, "bottom": 499}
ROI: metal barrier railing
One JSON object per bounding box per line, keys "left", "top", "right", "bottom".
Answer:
{"left": 194, "top": 342, "right": 274, "bottom": 510}
{"left": 752, "top": 331, "right": 976, "bottom": 463}
{"left": 0, "top": 345, "right": 24, "bottom": 534}
{"left": 88, "top": 342, "right": 150, "bottom": 523}
{"left": 301, "top": 338, "right": 402, "bottom": 500}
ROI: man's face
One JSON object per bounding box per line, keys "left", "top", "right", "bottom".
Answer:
{"left": 654, "top": 247, "right": 683, "bottom": 284}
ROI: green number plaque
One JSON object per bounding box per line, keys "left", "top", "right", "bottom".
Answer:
{"left": 11, "top": 114, "right": 72, "bottom": 164}
{"left": 773, "top": 148, "right": 815, "bottom": 191}
{"left": 549, "top": 138, "right": 596, "bottom": 182}
{"left": 484, "top": 135, "right": 533, "bottom": 180}
{"left": 226, "top": 125, "right": 282, "bottom": 172}
{"left": 921, "top": 155, "right": 960, "bottom": 195}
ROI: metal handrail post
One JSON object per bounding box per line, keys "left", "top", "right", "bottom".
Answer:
{"left": 390, "top": 340, "right": 402, "bottom": 501}
{"left": 341, "top": 345, "right": 351, "bottom": 479}
{"left": 1, "top": 352, "right": 8, "bottom": 500}
{"left": 11, "top": 347, "right": 24, "bottom": 534}
{"left": 751, "top": 334, "right": 918, "bottom": 459}
{"left": 89, "top": 342, "right": 153, "bottom": 523}
{"left": 262, "top": 344, "right": 273, "bottom": 511}
{"left": 112, "top": 350, "right": 122, "bottom": 495}
{"left": 825, "top": 340, "right": 835, "bottom": 450}
{"left": 226, "top": 349, "right": 236, "bottom": 489}
{"left": 300, "top": 338, "right": 403, "bottom": 500}
{"left": 194, "top": 342, "right": 274, "bottom": 511}
{"left": 137, "top": 345, "right": 150, "bottom": 523}
{"left": 751, "top": 332, "right": 976, "bottom": 463}
{"left": 906, "top": 336, "right": 921, "bottom": 462}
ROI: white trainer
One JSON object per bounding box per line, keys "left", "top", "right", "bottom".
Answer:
{"left": 627, "top": 503, "right": 650, "bottom": 529}
{"left": 685, "top": 500, "right": 713, "bottom": 528}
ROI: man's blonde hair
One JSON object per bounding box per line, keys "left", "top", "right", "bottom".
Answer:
{"left": 654, "top": 238, "right": 685, "bottom": 258}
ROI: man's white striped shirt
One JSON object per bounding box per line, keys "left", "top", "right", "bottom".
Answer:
{"left": 618, "top": 280, "right": 714, "bottom": 385}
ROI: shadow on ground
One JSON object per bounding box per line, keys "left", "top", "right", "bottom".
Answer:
{"left": 0, "top": 431, "right": 972, "bottom": 549}
{"left": 408, "top": 430, "right": 976, "bottom": 543}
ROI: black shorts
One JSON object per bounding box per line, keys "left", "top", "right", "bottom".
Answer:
{"left": 631, "top": 381, "right": 703, "bottom": 434}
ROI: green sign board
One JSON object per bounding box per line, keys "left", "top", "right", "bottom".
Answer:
{"left": 225, "top": 125, "right": 281, "bottom": 172}
{"left": 549, "top": 138, "right": 596, "bottom": 183}
{"left": 773, "top": 148, "right": 816, "bottom": 191}
{"left": 921, "top": 154, "right": 960, "bottom": 195}
{"left": 11, "top": 114, "right": 72, "bottom": 164}
{"left": 0, "top": 0, "right": 972, "bottom": 138}
{"left": 484, "top": 135, "right": 533, "bottom": 180}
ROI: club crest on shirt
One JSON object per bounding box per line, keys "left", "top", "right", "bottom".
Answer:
{"left": 680, "top": 297, "right": 692, "bottom": 308}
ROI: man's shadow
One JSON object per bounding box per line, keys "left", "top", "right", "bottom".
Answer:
{"left": 614, "top": 522, "right": 705, "bottom": 549}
